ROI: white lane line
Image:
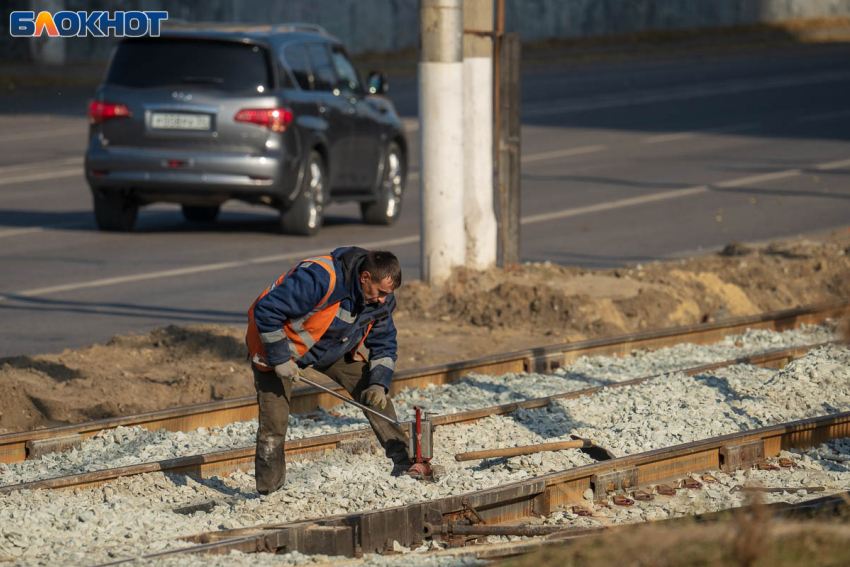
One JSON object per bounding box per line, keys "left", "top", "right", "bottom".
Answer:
{"left": 521, "top": 156, "right": 850, "bottom": 226}
{"left": 0, "top": 227, "right": 44, "bottom": 238}
{"left": 520, "top": 185, "right": 709, "bottom": 225}
{"left": 713, "top": 169, "right": 802, "bottom": 188}
{"left": 5, "top": 155, "right": 848, "bottom": 300}
{"left": 1, "top": 235, "right": 421, "bottom": 301}
{"left": 0, "top": 167, "right": 83, "bottom": 187}
{"left": 816, "top": 158, "right": 850, "bottom": 170}
{"left": 797, "top": 109, "right": 850, "bottom": 123}
{"left": 0, "top": 157, "right": 83, "bottom": 175}
{"left": 523, "top": 70, "right": 850, "bottom": 117}
{"left": 401, "top": 118, "right": 419, "bottom": 132}
{"left": 0, "top": 126, "right": 87, "bottom": 144}
{"left": 520, "top": 145, "right": 606, "bottom": 163}
{"left": 640, "top": 122, "right": 760, "bottom": 144}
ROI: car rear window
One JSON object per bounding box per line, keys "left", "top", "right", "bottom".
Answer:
{"left": 106, "top": 38, "right": 272, "bottom": 92}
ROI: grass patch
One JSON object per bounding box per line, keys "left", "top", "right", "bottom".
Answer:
{"left": 502, "top": 504, "right": 850, "bottom": 567}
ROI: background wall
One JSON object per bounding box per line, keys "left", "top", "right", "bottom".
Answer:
{"left": 3, "top": 0, "right": 850, "bottom": 63}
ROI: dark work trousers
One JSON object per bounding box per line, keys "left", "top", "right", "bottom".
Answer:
{"left": 253, "top": 357, "right": 410, "bottom": 495}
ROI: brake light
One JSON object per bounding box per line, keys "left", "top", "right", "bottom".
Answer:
{"left": 234, "top": 108, "right": 293, "bottom": 132}
{"left": 88, "top": 101, "right": 132, "bottom": 125}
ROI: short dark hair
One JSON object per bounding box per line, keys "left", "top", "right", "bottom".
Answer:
{"left": 360, "top": 250, "right": 402, "bottom": 288}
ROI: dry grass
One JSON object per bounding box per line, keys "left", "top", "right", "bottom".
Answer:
{"left": 501, "top": 503, "right": 850, "bottom": 567}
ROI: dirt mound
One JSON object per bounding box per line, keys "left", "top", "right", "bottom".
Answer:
{"left": 1, "top": 229, "right": 848, "bottom": 434}
{"left": 395, "top": 228, "right": 850, "bottom": 337}
{"left": 0, "top": 325, "right": 251, "bottom": 433}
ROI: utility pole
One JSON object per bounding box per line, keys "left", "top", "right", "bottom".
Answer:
{"left": 497, "top": 32, "right": 521, "bottom": 266}
{"left": 462, "top": 0, "right": 497, "bottom": 269}
{"left": 419, "top": 0, "right": 466, "bottom": 285}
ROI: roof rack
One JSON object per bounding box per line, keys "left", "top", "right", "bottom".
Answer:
{"left": 161, "top": 20, "right": 274, "bottom": 32}
{"left": 161, "top": 21, "right": 336, "bottom": 39}
{"left": 272, "top": 23, "right": 333, "bottom": 36}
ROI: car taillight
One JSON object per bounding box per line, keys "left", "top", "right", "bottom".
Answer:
{"left": 89, "top": 100, "right": 133, "bottom": 125}
{"left": 88, "top": 101, "right": 132, "bottom": 125}
{"left": 234, "top": 108, "right": 293, "bottom": 133}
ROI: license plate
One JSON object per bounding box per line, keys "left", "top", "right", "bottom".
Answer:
{"left": 151, "top": 113, "right": 211, "bottom": 131}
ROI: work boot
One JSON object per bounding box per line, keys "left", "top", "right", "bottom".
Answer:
{"left": 391, "top": 459, "right": 415, "bottom": 477}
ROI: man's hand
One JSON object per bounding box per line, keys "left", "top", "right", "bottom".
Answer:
{"left": 360, "top": 384, "right": 388, "bottom": 410}
{"left": 274, "top": 360, "right": 301, "bottom": 384}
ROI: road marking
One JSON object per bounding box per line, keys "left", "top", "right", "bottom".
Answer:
{"left": 0, "top": 167, "right": 82, "bottom": 187}
{"left": 0, "top": 126, "right": 87, "bottom": 144}
{"left": 0, "top": 235, "right": 421, "bottom": 301}
{"left": 520, "top": 156, "right": 850, "bottom": 226}
{"left": 520, "top": 145, "right": 606, "bottom": 163}
{"left": 640, "top": 122, "right": 760, "bottom": 144}
{"left": 0, "top": 227, "right": 44, "bottom": 238}
{"left": 4, "top": 154, "right": 847, "bottom": 300}
{"left": 797, "top": 109, "right": 850, "bottom": 123}
{"left": 520, "top": 185, "right": 709, "bottom": 225}
{"left": 523, "top": 70, "right": 850, "bottom": 117}
{"left": 816, "top": 158, "right": 850, "bottom": 170}
{"left": 713, "top": 169, "right": 802, "bottom": 188}
{"left": 0, "top": 157, "right": 83, "bottom": 175}
{"left": 401, "top": 118, "right": 419, "bottom": 132}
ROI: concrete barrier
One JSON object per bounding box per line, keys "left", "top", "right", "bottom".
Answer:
{"left": 3, "top": 0, "right": 850, "bottom": 64}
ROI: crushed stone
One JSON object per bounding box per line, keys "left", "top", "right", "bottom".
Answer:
{"left": 0, "top": 345, "right": 847, "bottom": 566}
{"left": 0, "top": 324, "right": 837, "bottom": 487}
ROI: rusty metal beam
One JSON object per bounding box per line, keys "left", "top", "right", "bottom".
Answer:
{"left": 140, "top": 410, "right": 850, "bottom": 561}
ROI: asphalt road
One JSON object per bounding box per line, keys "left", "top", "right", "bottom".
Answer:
{"left": 1, "top": 44, "right": 849, "bottom": 357}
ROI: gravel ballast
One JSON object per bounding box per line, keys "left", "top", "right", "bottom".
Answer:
{"left": 0, "top": 324, "right": 837, "bottom": 488}
{"left": 0, "top": 343, "right": 847, "bottom": 566}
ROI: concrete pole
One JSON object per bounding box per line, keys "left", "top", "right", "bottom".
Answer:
{"left": 419, "top": 0, "right": 466, "bottom": 286}
{"left": 462, "top": 0, "right": 497, "bottom": 270}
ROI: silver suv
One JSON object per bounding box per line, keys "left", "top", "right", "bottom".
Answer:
{"left": 85, "top": 24, "right": 408, "bottom": 236}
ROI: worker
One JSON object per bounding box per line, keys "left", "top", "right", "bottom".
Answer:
{"left": 246, "top": 247, "right": 411, "bottom": 495}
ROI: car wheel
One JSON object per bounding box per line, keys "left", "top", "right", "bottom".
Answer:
{"left": 361, "top": 141, "right": 405, "bottom": 226}
{"left": 93, "top": 192, "right": 138, "bottom": 232}
{"left": 280, "top": 150, "right": 326, "bottom": 236}
{"left": 182, "top": 205, "right": 220, "bottom": 223}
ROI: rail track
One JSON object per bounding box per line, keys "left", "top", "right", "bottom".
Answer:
{"left": 92, "top": 410, "right": 850, "bottom": 565}
{"left": 1, "top": 300, "right": 846, "bottom": 468}
{"left": 0, "top": 302, "right": 845, "bottom": 566}
{"left": 0, "top": 340, "right": 837, "bottom": 494}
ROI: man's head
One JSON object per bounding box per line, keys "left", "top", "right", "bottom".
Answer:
{"left": 359, "top": 250, "right": 402, "bottom": 304}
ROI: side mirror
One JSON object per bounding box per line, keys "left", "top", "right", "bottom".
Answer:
{"left": 367, "top": 71, "right": 388, "bottom": 95}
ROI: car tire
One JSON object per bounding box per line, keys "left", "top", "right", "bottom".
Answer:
{"left": 93, "top": 192, "right": 138, "bottom": 232}
{"left": 280, "top": 150, "right": 326, "bottom": 236}
{"left": 361, "top": 141, "right": 405, "bottom": 226}
{"left": 182, "top": 205, "right": 220, "bottom": 223}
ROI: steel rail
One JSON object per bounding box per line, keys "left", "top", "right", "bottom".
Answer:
{"left": 0, "top": 340, "right": 838, "bottom": 494}
{"left": 92, "top": 410, "right": 850, "bottom": 564}
{"left": 0, "top": 300, "right": 845, "bottom": 465}
{"left": 320, "top": 491, "right": 850, "bottom": 565}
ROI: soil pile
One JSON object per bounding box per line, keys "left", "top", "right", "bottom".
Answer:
{"left": 1, "top": 229, "right": 848, "bottom": 434}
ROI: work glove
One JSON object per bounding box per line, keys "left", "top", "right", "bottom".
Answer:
{"left": 274, "top": 360, "right": 301, "bottom": 384}
{"left": 360, "top": 384, "right": 388, "bottom": 410}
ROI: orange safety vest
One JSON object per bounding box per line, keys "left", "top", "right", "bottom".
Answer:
{"left": 247, "top": 255, "right": 373, "bottom": 371}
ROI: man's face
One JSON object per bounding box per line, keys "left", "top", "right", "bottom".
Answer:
{"left": 360, "top": 271, "right": 395, "bottom": 304}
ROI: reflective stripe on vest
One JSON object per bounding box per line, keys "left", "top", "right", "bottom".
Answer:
{"left": 247, "top": 255, "right": 338, "bottom": 371}
{"left": 349, "top": 321, "right": 374, "bottom": 362}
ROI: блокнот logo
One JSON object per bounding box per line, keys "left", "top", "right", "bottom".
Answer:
{"left": 10, "top": 11, "right": 168, "bottom": 37}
